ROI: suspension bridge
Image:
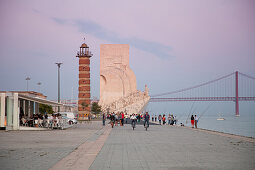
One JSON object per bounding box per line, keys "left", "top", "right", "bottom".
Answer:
{"left": 150, "top": 71, "right": 255, "bottom": 116}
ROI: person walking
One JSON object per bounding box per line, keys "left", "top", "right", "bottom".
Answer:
{"left": 174, "top": 116, "right": 177, "bottom": 125}
{"left": 195, "top": 115, "right": 198, "bottom": 128}
{"left": 110, "top": 113, "right": 115, "bottom": 128}
{"left": 162, "top": 114, "right": 166, "bottom": 125}
{"left": 168, "top": 114, "right": 171, "bottom": 125}
{"left": 115, "top": 113, "right": 119, "bottom": 126}
{"left": 125, "top": 113, "right": 128, "bottom": 124}
{"left": 102, "top": 113, "right": 106, "bottom": 126}
{"left": 88, "top": 114, "right": 91, "bottom": 122}
{"left": 191, "top": 115, "right": 195, "bottom": 128}
{"left": 152, "top": 115, "right": 154, "bottom": 122}
{"left": 138, "top": 114, "right": 141, "bottom": 122}
{"left": 144, "top": 112, "right": 150, "bottom": 128}
{"left": 158, "top": 114, "right": 162, "bottom": 125}
{"left": 170, "top": 114, "right": 174, "bottom": 125}
{"left": 155, "top": 115, "right": 157, "bottom": 122}
{"left": 121, "top": 112, "right": 124, "bottom": 126}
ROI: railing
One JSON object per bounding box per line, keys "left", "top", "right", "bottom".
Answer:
{"left": 77, "top": 51, "right": 93, "bottom": 57}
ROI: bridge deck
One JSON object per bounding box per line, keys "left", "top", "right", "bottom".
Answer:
{"left": 150, "top": 97, "right": 255, "bottom": 102}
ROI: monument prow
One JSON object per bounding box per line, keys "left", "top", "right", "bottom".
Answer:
{"left": 99, "top": 44, "right": 150, "bottom": 115}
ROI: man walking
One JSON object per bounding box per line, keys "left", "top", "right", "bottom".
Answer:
{"left": 144, "top": 112, "right": 150, "bottom": 127}
{"left": 195, "top": 115, "right": 198, "bottom": 128}
{"left": 102, "top": 113, "right": 106, "bottom": 126}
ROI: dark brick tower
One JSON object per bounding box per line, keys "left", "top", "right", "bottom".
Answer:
{"left": 76, "top": 42, "right": 92, "bottom": 120}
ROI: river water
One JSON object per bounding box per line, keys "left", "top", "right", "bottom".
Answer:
{"left": 176, "top": 114, "right": 255, "bottom": 138}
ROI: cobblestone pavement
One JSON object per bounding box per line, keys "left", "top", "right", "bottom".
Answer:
{"left": 89, "top": 124, "right": 255, "bottom": 170}
{"left": 0, "top": 121, "right": 104, "bottom": 170}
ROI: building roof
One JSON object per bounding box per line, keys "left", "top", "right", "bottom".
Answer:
{"left": 18, "top": 94, "right": 62, "bottom": 106}
{"left": 0, "top": 91, "right": 47, "bottom": 98}
{"left": 0, "top": 91, "right": 62, "bottom": 106}
{"left": 81, "top": 43, "right": 88, "bottom": 48}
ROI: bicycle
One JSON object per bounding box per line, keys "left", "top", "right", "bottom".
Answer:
{"left": 111, "top": 120, "right": 114, "bottom": 128}
{"left": 144, "top": 121, "right": 149, "bottom": 131}
{"left": 131, "top": 120, "right": 136, "bottom": 130}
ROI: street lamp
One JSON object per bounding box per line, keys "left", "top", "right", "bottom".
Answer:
{"left": 55, "top": 63, "right": 63, "bottom": 112}
{"left": 25, "top": 77, "right": 31, "bottom": 91}
{"left": 37, "top": 82, "right": 42, "bottom": 92}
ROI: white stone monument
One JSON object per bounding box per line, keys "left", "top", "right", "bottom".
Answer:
{"left": 99, "top": 44, "right": 150, "bottom": 115}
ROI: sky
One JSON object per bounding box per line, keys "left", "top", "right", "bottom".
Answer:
{"left": 0, "top": 0, "right": 255, "bottom": 115}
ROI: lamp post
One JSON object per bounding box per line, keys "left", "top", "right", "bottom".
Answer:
{"left": 25, "top": 77, "right": 31, "bottom": 91}
{"left": 37, "top": 82, "right": 42, "bottom": 92}
{"left": 55, "top": 63, "right": 63, "bottom": 112}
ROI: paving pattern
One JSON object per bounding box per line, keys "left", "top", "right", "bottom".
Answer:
{"left": 1, "top": 121, "right": 255, "bottom": 170}
{"left": 89, "top": 124, "right": 255, "bottom": 170}
{"left": 0, "top": 121, "right": 104, "bottom": 170}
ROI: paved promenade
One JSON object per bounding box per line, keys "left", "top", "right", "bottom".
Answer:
{"left": 0, "top": 121, "right": 105, "bottom": 170}
{"left": 1, "top": 121, "right": 255, "bottom": 170}
{"left": 89, "top": 124, "right": 255, "bottom": 170}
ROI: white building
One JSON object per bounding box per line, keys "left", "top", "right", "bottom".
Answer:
{"left": 0, "top": 91, "right": 63, "bottom": 130}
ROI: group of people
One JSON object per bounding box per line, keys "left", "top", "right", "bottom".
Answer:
{"left": 20, "top": 111, "right": 67, "bottom": 128}
{"left": 19, "top": 108, "right": 50, "bottom": 127}
{"left": 151, "top": 114, "right": 177, "bottom": 125}
{"left": 107, "top": 112, "right": 126, "bottom": 127}
{"left": 106, "top": 112, "right": 150, "bottom": 129}
{"left": 103, "top": 111, "right": 199, "bottom": 129}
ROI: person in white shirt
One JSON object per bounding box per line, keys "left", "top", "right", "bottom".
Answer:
{"left": 125, "top": 113, "right": 128, "bottom": 123}
{"left": 195, "top": 115, "right": 199, "bottom": 128}
{"left": 130, "top": 113, "right": 137, "bottom": 128}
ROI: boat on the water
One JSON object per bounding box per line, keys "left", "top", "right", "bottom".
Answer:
{"left": 217, "top": 113, "right": 225, "bottom": 120}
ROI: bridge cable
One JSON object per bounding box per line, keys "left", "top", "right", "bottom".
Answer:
{"left": 151, "top": 72, "right": 235, "bottom": 97}
{"left": 198, "top": 103, "right": 212, "bottom": 120}
{"left": 185, "top": 101, "right": 195, "bottom": 124}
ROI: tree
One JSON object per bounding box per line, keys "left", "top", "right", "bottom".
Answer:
{"left": 39, "top": 104, "right": 53, "bottom": 114}
{"left": 91, "top": 102, "right": 102, "bottom": 115}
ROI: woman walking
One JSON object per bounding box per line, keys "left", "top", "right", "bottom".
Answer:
{"left": 162, "top": 114, "right": 166, "bottom": 125}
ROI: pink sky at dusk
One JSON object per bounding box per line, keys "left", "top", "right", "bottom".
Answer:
{"left": 0, "top": 0, "right": 255, "bottom": 110}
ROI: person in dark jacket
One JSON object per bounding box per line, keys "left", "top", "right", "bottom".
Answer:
{"left": 144, "top": 112, "right": 150, "bottom": 127}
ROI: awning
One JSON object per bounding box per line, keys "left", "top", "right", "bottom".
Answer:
{"left": 18, "top": 94, "right": 63, "bottom": 106}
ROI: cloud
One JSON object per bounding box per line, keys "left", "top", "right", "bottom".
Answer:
{"left": 52, "top": 18, "right": 173, "bottom": 59}
{"left": 52, "top": 17, "right": 67, "bottom": 25}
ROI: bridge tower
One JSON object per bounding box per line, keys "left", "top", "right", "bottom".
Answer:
{"left": 235, "top": 71, "right": 239, "bottom": 117}
{"left": 76, "top": 41, "right": 93, "bottom": 120}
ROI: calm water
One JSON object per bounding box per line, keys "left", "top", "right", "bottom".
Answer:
{"left": 176, "top": 114, "right": 255, "bottom": 138}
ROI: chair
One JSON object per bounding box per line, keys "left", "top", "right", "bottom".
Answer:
{"left": 21, "top": 117, "right": 28, "bottom": 126}
{"left": 34, "top": 119, "right": 38, "bottom": 127}
{"left": 38, "top": 119, "right": 43, "bottom": 127}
